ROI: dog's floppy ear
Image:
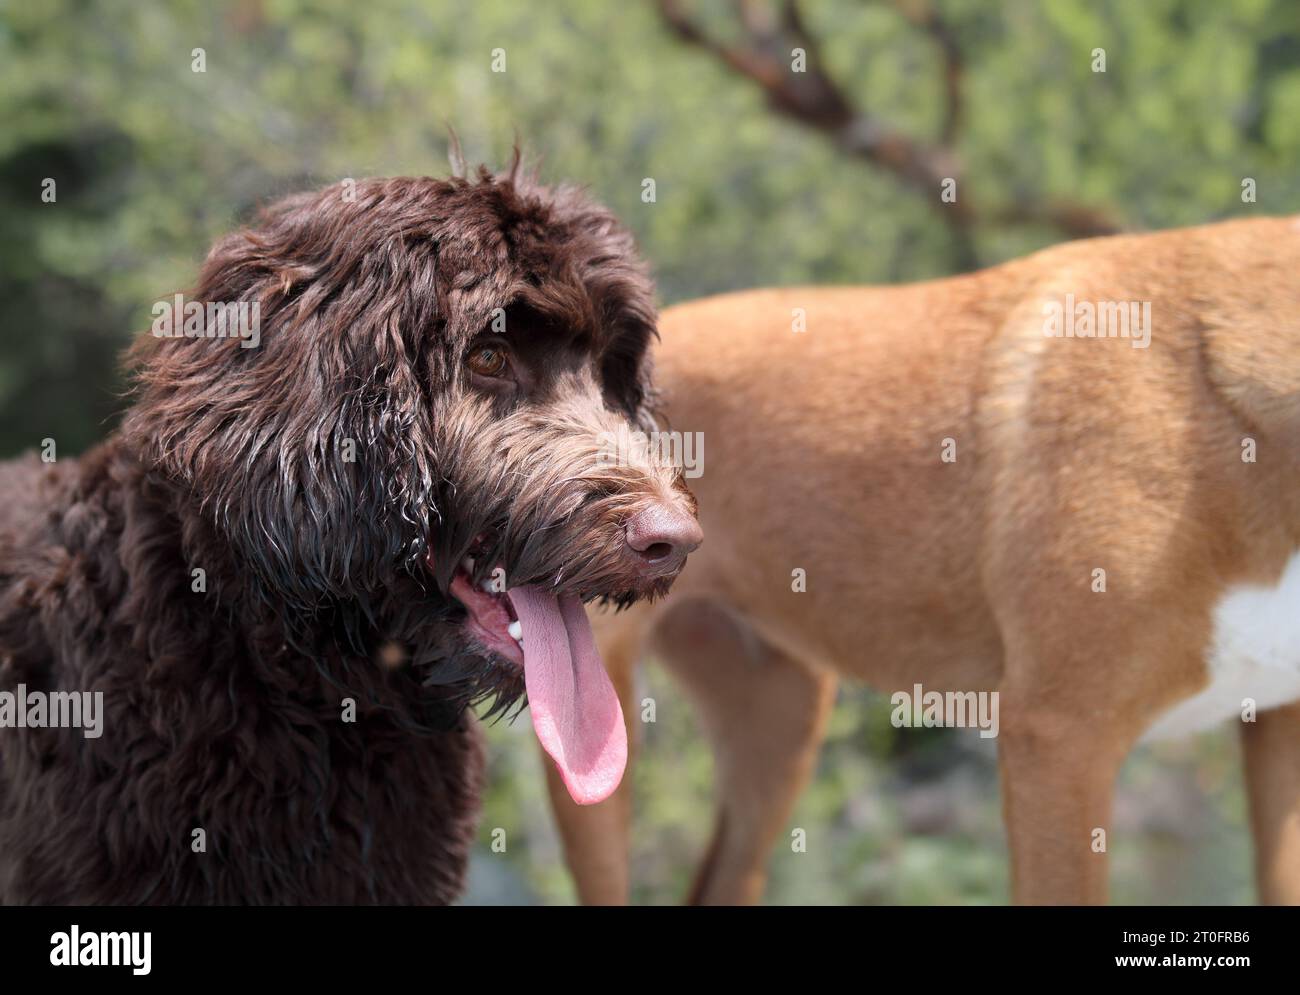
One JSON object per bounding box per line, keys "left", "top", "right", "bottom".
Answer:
{"left": 123, "top": 186, "right": 439, "bottom": 607}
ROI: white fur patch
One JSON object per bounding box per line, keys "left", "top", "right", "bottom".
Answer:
{"left": 1142, "top": 550, "right": 1300, "bottom": 742}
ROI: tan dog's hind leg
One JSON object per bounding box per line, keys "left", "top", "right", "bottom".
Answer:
{"left": 648, "top": 601, "right": 837, "bottom": 905}
{"left": 541, "top": 602, "right": 649, "bottom": 905}
{"left": 1242, "top": 701, "right": 1300, "bottom": 904}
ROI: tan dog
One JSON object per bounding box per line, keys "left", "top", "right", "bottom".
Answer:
{"left": 542, "top": 215, "right": 1300, "bottom": 905}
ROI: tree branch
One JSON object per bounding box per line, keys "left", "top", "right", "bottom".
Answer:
{"left": 656, "top": 0, "right": 1123, "bottom": 258}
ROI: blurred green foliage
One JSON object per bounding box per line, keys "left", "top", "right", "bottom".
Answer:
{"left": 2, "top": 0, "right": 1292, "bottom": 903}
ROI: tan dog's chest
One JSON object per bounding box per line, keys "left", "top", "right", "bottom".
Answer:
{"left": 1143, "top": 550, "right": 1300, "bottom": 741}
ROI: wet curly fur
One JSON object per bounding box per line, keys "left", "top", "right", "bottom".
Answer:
{"left": 0, "top": 162, "right": 686, "bottom": 904}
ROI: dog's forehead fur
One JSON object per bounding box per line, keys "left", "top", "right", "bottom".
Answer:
{"left": 257, "top": 170, "right": 656, "bottom": 362}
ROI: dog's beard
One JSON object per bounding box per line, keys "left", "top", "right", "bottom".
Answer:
{"left": 419, "top": 375, "right": 688, "bottom": 804}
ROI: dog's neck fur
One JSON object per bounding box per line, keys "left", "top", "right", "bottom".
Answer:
{"left": 110, "top": 435, "right": 468, "bottom": 724}
{"left": 0, "top": 434, "right": 483, "bottom": 903}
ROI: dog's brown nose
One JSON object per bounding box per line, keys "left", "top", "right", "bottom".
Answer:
{"left": 625, "top": 505, "right": 703, "bottom": 577}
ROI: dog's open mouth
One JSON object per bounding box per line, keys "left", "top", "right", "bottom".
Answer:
{"left": 448, "top": 553, "right": 525, "bottom": 666}
{"left": 440, "top": 542, "right": 627, "bottom": 807}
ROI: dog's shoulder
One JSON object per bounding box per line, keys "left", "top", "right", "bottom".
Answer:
{"left": 0, "top": 449, "right": 67, "bottom": 541}
{"left": 0, "top": 439, "right": 126, "bottom": 562}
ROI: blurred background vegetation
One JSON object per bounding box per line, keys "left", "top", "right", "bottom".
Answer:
{"left": 4, "top": 0, "right": 1298, "bottom": 903}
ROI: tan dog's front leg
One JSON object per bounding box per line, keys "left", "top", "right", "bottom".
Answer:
{"left": 996, "top": 692, "right": 1131, "bottom": 904}
{"left": 1242, "top": 701, "right": 1300, "bottom": 904}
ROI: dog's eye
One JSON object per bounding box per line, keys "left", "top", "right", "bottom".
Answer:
{"left": 466, "top": 345, "right": 509, "bottom": 379}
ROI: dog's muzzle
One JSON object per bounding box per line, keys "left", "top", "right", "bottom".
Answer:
{"left": 623, "top": 502, "right": 703, "bottom": 580}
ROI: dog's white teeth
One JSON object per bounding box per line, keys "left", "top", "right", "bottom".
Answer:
{"left": 507, "top": 620, "right": 523, "bottom": 643}
{"left": 481, "top": 579, "right": 496, "bottom": 594}
{"left": 462, "top": 556, "right": 475, "bottom": 573}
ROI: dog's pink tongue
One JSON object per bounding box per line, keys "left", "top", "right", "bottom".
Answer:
{"left": 507, "top": 585, "right": 627, "bottom": 806}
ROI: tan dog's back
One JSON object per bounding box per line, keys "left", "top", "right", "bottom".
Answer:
{"left": 653, "top": 215, "right": 1300, "bottom": 690}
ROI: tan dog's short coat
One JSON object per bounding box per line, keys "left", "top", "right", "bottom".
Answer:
{"left": 546, "top": 216, "right": 1300, "bottom": 905}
